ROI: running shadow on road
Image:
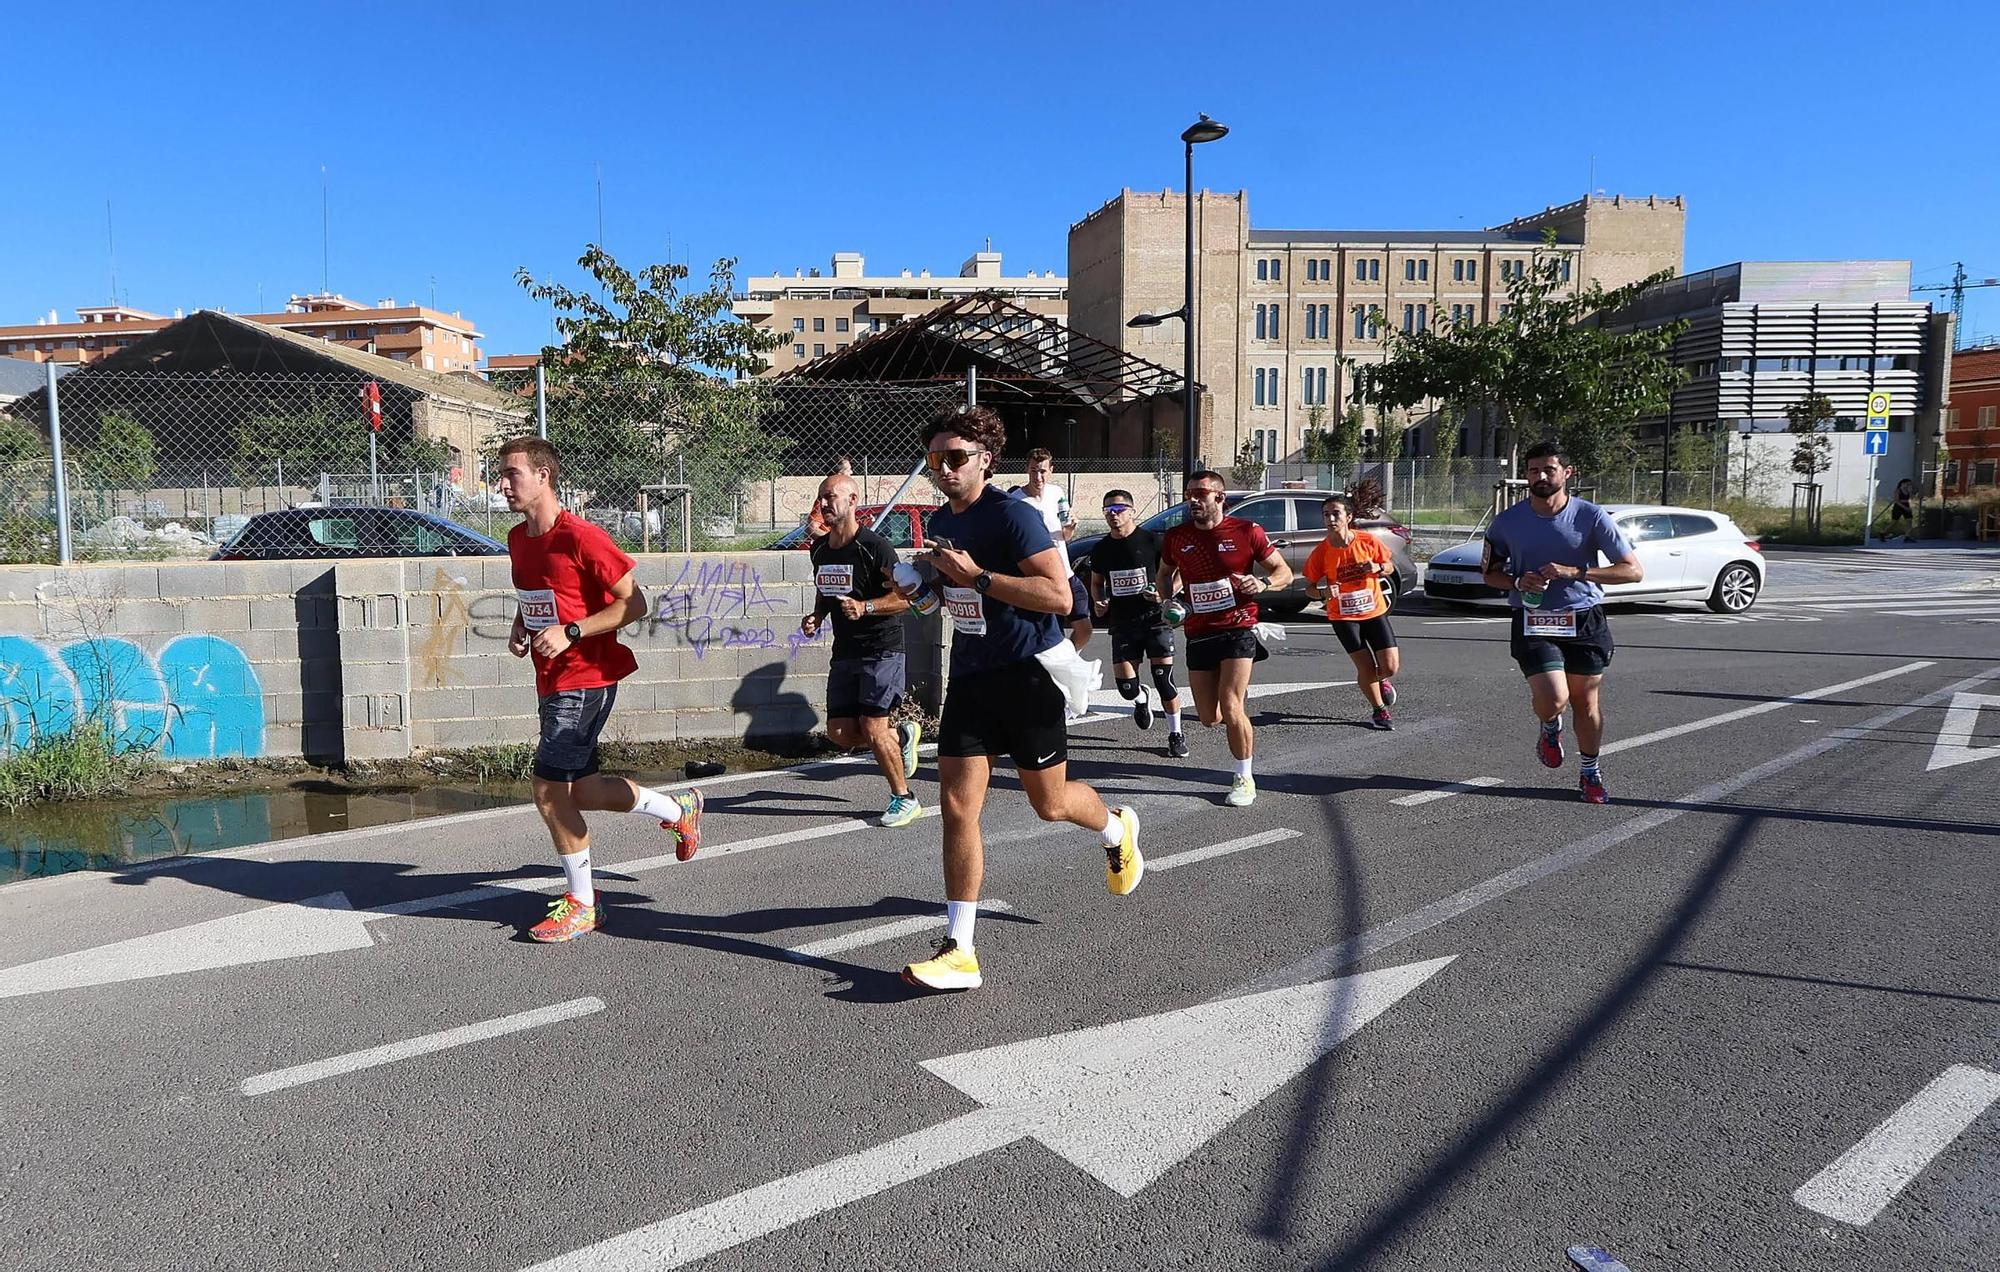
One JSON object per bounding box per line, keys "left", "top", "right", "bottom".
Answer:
{"left": 594, "top": 891, "right": 1037, "bottom": 1005}
{"left": 1295, "top": 814, "right": 1760, "bottom": 1270}
{"left": 1255, "top": 793, "right": 1368, "bottom": 1246}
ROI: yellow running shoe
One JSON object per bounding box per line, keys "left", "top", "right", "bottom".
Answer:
{"left": 901, "top": 938, "right": 981, "bottom": 991}
{"left": 1225, "top": 775, "right": 1257, "bottom": 807}
{"left": 1105, "top": 806, "right": 1143, "bottom": 895}
{"left": 898, "top": 720, "right": 922, "bottom": 780}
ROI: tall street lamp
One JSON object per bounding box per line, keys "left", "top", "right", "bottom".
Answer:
{"left": 1129, "top": 113, "right": 1228, "bottom": 480}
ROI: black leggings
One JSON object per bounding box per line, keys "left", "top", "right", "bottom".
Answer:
{"left": 1331, "top": 615, "right": 1397, "bottom": 655}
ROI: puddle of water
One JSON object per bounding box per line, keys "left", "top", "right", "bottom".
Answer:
{"left": 2, "top": 781, "right": 532, "bottom": 884}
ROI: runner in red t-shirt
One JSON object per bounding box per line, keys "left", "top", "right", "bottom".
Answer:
{"left": 496, "top": 437, "right": 703, "bottom": 944}
{"left": 1156, "top": 470, "right": 1293, "bottom": 807}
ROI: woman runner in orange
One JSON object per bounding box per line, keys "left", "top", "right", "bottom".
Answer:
{"left": 1303, "top": 494, "right": 1400, "bottom": 730}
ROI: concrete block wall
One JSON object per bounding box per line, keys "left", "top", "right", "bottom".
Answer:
{"left": 1, "top": 553, "right": 942, "bottom": 767}
{"left": 0, "top": 560, "right": 337, "bottom": 762}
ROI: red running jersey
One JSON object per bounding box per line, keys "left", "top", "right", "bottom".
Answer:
{"left": 509, "top": 510, "right": 640, "bottom": 697}
{"left": 1161, "top": 516, "right": 1272, "bottom": 637}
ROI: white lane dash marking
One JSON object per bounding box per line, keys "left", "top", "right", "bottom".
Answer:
{"left": 1151, "top": 828, "right": 1303, "bottom": 873}
{"left": 1420, "top": 616, "right": 1510, "bottom": 625}
{"left": 1792, "top": 1063, "right": 2000, "bottom": 1225}
{"left": 1391, "top": 776, "right": 1504, "bottom": 807}
{"left": 1879, "top": 605, "right": 2000, "bottom": 617}
{"left": 1601, "top": 662, "right": 1933, "bottom": 757}
{"left": 241, "top": 997, "right": 605, "bottom": 1096}
{"left": 368, "top": 809, "right": 941, "bottom": 920}
{"left": 786, "top": 901, "right": 1014, "bottom": 960}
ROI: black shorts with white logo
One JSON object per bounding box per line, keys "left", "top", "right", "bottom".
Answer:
{"left": 1109, "top": 623, "right": 1175, "bottom": 664}
{"left": 1185, "top": 627, "right": 1267, "bottom": 672}
{"left": 1509, "top": 605, "right": 1614, "bottom": 678}
{"left": 938, "top": 657, "right": 1068, "bottom": 771}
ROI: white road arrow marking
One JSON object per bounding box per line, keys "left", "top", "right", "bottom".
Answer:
{"left": 0, "top": 811, "right": 941, "bottom": 1000}
{"left": 0, "top": 892, "right": 374, "bottom": 1000}
{"left": 1793, "top": 1063, "right": 2000, "bottom": 1225}
{"left": 523, "top": 955, "right": 1455, "bottom": 1270}
{"left": 1924, "top": 691, "right": 2000, "bottom": 771}
{"left": 242, "top": 996, "right": 604, "bottom": 1096}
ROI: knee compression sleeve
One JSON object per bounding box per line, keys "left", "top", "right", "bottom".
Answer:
{"left": 1151, "top": 663, "right": 1179, "bottom": 702}
{"left": 1116, "top": 676, "right": 1143, "bottom": 700}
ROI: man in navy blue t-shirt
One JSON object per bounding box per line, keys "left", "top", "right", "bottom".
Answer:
{"left": 1481, "top": 439, "right": 1644, "bottom": 804}
{"left": 889, "top": 405, "right": 1143, "bottom": 993}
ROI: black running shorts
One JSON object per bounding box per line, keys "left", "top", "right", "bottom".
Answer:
{"left": 938, "top": 657, "right": 1068, "bottom": 770}
{"left": 1109, "top": 624, "right": 1175, "bottom": 664}
{"left": 1185, "top": 627, "right": 1266, "bottom": 672}
{"left": 1509, "top": 605, "right": 1614, "bottom": 678}
{"left": 1331, "top": 614, "right": 1397, "bottom": 655}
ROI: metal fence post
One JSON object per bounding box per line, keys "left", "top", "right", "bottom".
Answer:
{"left": 535, "top": 364, "right": 549, "bottom": 440}
{"left": 46, "top": 362, "right": 72, "bottom": 564}
{"left": 967, "top": 367, "right": 977, "bottom": 408}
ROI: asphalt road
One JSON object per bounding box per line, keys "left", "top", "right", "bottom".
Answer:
{"left": 3, "top": 546, "right": 1998, "bottom": 1272}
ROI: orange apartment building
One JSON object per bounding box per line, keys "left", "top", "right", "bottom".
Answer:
{"left": 1941, "top": 343, "right": 2000, "bottom": 494}
{"left": 0, "top": 293, "right": 483, "bottom": 374}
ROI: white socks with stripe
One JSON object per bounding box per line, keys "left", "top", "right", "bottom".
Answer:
{"left": 560, "top": 849, "right": 593, "bottom": 907}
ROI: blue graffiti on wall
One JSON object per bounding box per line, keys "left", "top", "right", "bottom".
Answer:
{"left": 0, "top": 634, "right": 265, "bottom": 759}
{"left": 646, "top": 558, "right": 819, "bottom": 661}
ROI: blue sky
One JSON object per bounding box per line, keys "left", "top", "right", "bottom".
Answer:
{"left": 6, "top": 0, "right": 1995, "bottom": 355}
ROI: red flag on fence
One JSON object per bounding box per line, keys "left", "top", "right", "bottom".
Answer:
{"left": 362, "top": 381, "right": 382, "bottom": 432}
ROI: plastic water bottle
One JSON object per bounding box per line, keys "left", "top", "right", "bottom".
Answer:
{"left": 1521, "top": 583, "right": 1545, "bottom": 609}
{"left": 893, "top": 562, "right": 940, "bottom": 616}
{"left": 1162, "top": 597, "right": 1188, "bottom": 627}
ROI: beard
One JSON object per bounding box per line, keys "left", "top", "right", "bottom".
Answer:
{"left": 1529, "top": 479, "right": 1560, "bottom": 497}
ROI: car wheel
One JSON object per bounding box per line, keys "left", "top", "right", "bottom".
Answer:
{"left": 1706, "top": 562, "right": 1760, "bottom": 613}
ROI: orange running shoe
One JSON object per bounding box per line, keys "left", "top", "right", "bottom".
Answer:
{"left": 529, "top": 892, "right": 599, "bottom": 943}
{"left": 666, "top": 789, "right": 705, "bottom": 861}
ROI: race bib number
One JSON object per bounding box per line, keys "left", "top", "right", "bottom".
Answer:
{"left": 943, "top": 585, "right": 987, "bottom": 636}
{"left": 1523, "top": 609, "right": 1578, "bottom": 639}
{"left": 1337, "top": 586, "right": 1377, "bottom": 618}
{"left": 1109, "top": 567, "right": 1148, "bottom": 597}
{"left": 517, "top": 588, "right": 558, "bottom": 631}
{"left": 814, "top": 564, "right": 855, "bottom": 597}
{"left": 1188, "top": 577, "right": 1236, "bottom": 614}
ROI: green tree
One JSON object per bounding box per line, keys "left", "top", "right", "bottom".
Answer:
{"left": 1229, "top": 437, "right": 1266, "bottom": 490}
{"left": 1300, "top": 404, "right": 1335, "bottom": 463}
{"left": 1347, "top": 231, "right": 1687, "bottom": 470}
{"left": 1669, "top": 425, "right": 1722, "bottom": 504}
{"left": 1330, "top": 406, "right": 1364, "bottom": 478}
{"left": 516, "top": 247, "right": 789, "bottom": 530}
{"left": 1365, "top": 408, "right": 1407, "bottom": 464}
{"left": 77, "top": 410, "right": 157, "bottom": 491}
{"left": 1785, "top": 393, "right": 1835, "bottom": 483}
{"left": 0, "top": 414, "right": 46, "bottom": 465}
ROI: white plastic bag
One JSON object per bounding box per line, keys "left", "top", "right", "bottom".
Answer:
{"left": 1033, "top": 638, "right": 1103, "bottom": 718}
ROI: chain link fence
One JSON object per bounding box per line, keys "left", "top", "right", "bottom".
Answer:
{"left": 0, "top": 370, "right": 974, "bottom": 562}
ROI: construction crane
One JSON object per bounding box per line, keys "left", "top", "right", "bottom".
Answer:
{"left": 1913, "top": 262, "right": 2000, "bottom": 348}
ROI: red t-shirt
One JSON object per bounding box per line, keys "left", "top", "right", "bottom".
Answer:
{"left": 509, "top": 511, "right": 640, "bottom": 697}
{"left": 1161, "top": 516, "right": 1273, "bottom": 637}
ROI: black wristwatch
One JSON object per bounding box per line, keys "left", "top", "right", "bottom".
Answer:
{"left": 973, "top": 570, "right": 994, "bottom": 594}
{"left": 564, "top": 621, "right": 583, "bottom": 641}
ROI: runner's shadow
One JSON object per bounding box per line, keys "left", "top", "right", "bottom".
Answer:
{"left": 1292, "top": 815, "right": 1759, "bottom": 1268}
{"left": 596, "top": 893, "right": 1038, "bottom": 1005}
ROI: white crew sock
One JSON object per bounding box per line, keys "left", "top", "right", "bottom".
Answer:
{"left": 947, "top": 900, "right": 978, "bottom": 947}
{"left": 560, "top": 849, "right": 593, "bottom": 906}
{"left": 1234, "top": 757, "right": 1253, "bottom": 779}
{"left": 1165, "top": 708, "right": 1183, "bottom": 732}
{"left": 1098, "top": 807, "right": 1126, "bottom": 846}
{"left": 629, "top": 784, "right": 683, "bottom": 822}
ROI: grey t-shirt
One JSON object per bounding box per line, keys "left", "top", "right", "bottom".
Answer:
{"left": 1484, "top": 497, "right": 1634, "bottom": 612}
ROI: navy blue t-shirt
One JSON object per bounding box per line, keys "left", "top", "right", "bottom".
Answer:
{"left": 928, "top": 485, "right": 1062, "bottom": 675}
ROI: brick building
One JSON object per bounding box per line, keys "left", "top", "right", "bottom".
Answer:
{"left": 0, "top": 294, "right": 484, "bottom": 375}
{"left": 1068, "top": 190, "right": 1685, "bottom": 466}
{"left": 733, "top": 251, "right": 1066, "bottom": 376}
{"left": 1941, "top": 344, "right": 2000, "bottom": 494}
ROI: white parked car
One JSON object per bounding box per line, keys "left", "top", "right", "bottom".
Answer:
{"left": 1423, "top": 504, "right": 1766, "bottom": 613}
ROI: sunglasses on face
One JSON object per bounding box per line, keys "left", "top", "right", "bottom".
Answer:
{"left": 1102, "top": 504, "right": 1133, "bottom": 515}
{"left": 924, "top": 448, "right": 986, "bottom": 473}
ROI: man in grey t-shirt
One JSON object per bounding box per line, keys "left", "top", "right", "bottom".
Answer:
{"left": 1480, "top": 440, "right": 1643, "bottom": 804}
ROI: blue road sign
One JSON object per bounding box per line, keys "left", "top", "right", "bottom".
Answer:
{"left": 1865, "top": 431, "right": 1888, "bottom": 456}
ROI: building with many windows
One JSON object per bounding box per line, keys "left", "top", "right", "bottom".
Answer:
{"left": 0, "top": 294, "right": 484, "bottom": 374}
{"left": 1068, "top": 190, "right": 1684, "bottom": 466}
{"left": 1939, "top": 343, "right": 1999, "bottom": 495}
{"left": 732, "top": 251, "right": 1065, "bottom": 375}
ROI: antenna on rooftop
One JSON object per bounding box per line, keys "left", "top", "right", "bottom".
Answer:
{"left": 105, "top": 200, "right": 119, "bottom": 307}
{"left": 320, "top": 164, "right": 331, "bottom": 294}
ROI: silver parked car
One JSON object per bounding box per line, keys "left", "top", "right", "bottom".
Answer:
{"left": 1071, "top": 489, "right": 1419, "bottom": 616}
{"left": 1424, "top": 504, "right": 1766, "bottom": 613}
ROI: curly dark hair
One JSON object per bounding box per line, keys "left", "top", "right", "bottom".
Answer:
{"left": 921, "top": 403, "right": 1008, "bottom": 456}
{"left": 1349, "top": 476, "right": 1386, "bottom": 518}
